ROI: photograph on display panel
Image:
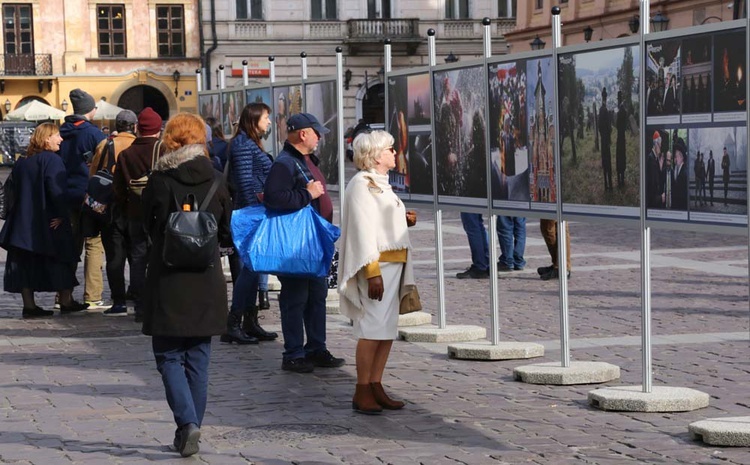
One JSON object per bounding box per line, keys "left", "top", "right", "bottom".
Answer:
{"left": 488, "top": 61, "right": 529, "bottom": 205}
{"left": 305, "top": 80, "right": 339, "bottom": 187}
{"left": 407, "top": 73, "right": 431, "bottom": 126}
{"left": 387, "top": 74, "right": 410, "bottom": 193}
{"left": 646, "top": 39, "right": 681, "bottom": 121}
{"left": 687, "top": 125, "right": 747, "bottom": 218}
{"left": 713, "top": 30, "right": 747, "bottom": 116}
{"left": 222, "top": 90, "right": 244, "bottom": 137}
{"left": 246, "top": 87, "right": 274, "bottom": 149}
{"left": 681, "top": 36, "right": 712, "bottom": 118}
{"left": 273, "top": 85, "right": 303, "bottom": 155}
{"left": 527, "top": 56, "right": 556, "bottom": 206}
{"left": 558, "top": 44, "right": 641, "bottom": 215}
{"left": 433, "top": 65, "right": 488, "bottom": 201}
{"left": 199, "top": 93, "right": 221, "bottom": 126}
{"left": 645, "top": 127, "right": 689, "bottom": 216}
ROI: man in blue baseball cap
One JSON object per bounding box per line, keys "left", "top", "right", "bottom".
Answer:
{"left": 263, "top": 112, "right": 344, "bottom": 373}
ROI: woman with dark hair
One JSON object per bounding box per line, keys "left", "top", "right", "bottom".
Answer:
{"left": 221, "top": 102, "right": 278, "bottom": 344}
{"left": 141, "top": 113, "right": 233, "bottom": 457}
{"left": 0, "top": 123, "right": 88, "bottom": 317}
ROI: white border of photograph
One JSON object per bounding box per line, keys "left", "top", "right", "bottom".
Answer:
{"left": 563, "top": 204, "right": 639, "bottom": 218}
{"left": 714, "top": 112, "right": 747, "bottom": 122}
{"left": 530, "top": 203, "right": 557, "bottom": 212}
{"left": 647, "top": 210, "right": 689, "bottom": 221}
{"left": 682, "top": 113, "right": 712, "bottom": 124}
{"left": 492, "top": 200, "right": 530, "bottom": 210}
{"left": 647, "top": 115, "right": 681, "bottom": 125}
{"left": 438, "top": 196, "right": 488, "bottom": 207}
{"left": 690, "top": 212, "right": 747, "bottom": 226}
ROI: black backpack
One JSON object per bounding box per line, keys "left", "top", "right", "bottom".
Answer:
{"left": 82, "top": 139, "right": 116, "bottom": 222}
{"left": 162, "top": 177, "right": 221, "bottom": 271}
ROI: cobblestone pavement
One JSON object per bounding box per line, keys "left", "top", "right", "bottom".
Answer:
{"left": 0, "top": 195, "right": 749, "bottom": 464}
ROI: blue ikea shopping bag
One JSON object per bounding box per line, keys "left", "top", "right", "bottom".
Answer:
{"left": 231, "top": 204, "right": 340, "bottom": 278}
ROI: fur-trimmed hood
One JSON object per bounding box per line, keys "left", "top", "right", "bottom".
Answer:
{"left": 154, "top": 144, "right": 207, "bottom": 172}
{"left": 153, "top": 143, "right": 215, "bottom": 186}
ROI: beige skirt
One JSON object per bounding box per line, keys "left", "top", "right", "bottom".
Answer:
{"left": 353, "top": 262, "right": 404, "bottom": 340}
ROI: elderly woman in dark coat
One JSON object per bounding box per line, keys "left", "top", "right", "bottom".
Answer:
{"left": 141, "top": 113, "right": 232, "bottom": 457}
{"left": 0, "top": 123, "right": 88, "bottom": 317}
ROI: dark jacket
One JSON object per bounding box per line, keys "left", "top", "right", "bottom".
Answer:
{"left": 209, "top": 136, "right": 229, "bottom": 170}
{"left": 228, "top": 131, "right": 273, "bottom": 209}
{"left": 264, "top": 141, "right": 319, "bottom": 214}
{"left": 0, "top": 151, "right": 77, "bottom": 263}
{"left": 59, "top": 115, "right": 106, "bottom": 207}
{"left": 672, "top": 163, "right": 688, "bottom": 210}
{"left": 113, "top": 136, "right": 163, "bottom": 220}
{"left": 141, "top": 144, "right": 232, "bottom": 337}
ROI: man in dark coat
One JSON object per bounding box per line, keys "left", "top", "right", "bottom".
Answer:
{"left": 615, "top": 91, "right": 628, "bottom": 188}
{"left": 721, "top": 146, "right": 731, "bottom": 205}
{"left": 58, "top": 88, "right": 106, "bottom": 304}
{"left": 113, "top": 107, "right": 164, "bottom": 322}
{"left": 707, "top": 150, "right": 716, "bottom": 205}
{"left": 264, "top": 113, "right": 345, "bottom": 373}
{"left": 671, "top": 139, "right": 689, "bottom": 210}
{"left": 598, "top": 87, "right": 613, "bottom": 191}
{"left": 646, "top": 131, "right": 664, "bottom": 209}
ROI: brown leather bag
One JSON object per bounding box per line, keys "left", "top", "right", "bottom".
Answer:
{"left": 399, "top": 285, "right": 422, "bottom": 315}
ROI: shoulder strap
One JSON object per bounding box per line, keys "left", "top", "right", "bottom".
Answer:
{"left": 105, "top": 139, "right": 116, "bottom": 172}
{"left": 198, "top": 176, "right": 222, "bottom": 211}
{"left": 95, "top": 139, "right": 114, "bottom": 172}
{"left": 150, "top": 140, "right": 162, "bottom": 170}
{"left": 292, "top": 159, "right": 311, "bottom": 183}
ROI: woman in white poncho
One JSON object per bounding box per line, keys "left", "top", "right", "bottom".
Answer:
{"left": 338, "top": 130, "right": 417, "bottom": 415}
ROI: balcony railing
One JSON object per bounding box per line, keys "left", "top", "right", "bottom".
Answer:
{"left": 0, "top": 54, "right": 52, "bottom": 76}
{"left": 347, "top": 18, "right": 420, "bottom": 40}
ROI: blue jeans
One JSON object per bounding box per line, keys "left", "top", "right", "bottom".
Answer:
{"left": 230, "top": 266, "right": 260, "bottom": 315}
{"left": 152, "top": 336, "right": 212, "bottom": 428}
{"left": 497, "top": 216, "right": 527, "bottom": 269}
{"left": 460, "top": 212, "right": 489, "bottom": 270}
{"left": 258, "top": 274, "right": 268, "bottom": 292}
{"left": 277, "top": 276, "right": 328, "bottom": 360}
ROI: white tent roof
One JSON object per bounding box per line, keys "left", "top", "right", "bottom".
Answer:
{"left": 93, "top": 99, "right": 126, "bottom": 120}
{"left": 5, "top": 100, "right": 66, "bottom": 121}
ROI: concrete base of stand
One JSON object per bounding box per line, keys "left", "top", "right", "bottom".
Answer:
{"left": 325, "top": 299, "right": 340, "bottom": 315}
{"left": 267, "top": 275, "right": 281, "bottom": 291}
{"left": 689, "top": 417, "right": 750, "bottom": 446}
{"left": 588, "top": 385, "right": 709, "bottom": 412}
{"left": 398, "top": 325, "right": 486, "bottom": 343}
{"left": 398, "top": 311, "right": 432, "bottom": 327}
{"left": 514, "top": 361, "right": 620, "bottom": 385}
{"left": 448, "top": 341, "right": 544, "bottom": 360}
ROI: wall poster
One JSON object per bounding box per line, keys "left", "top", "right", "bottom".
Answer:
{"left": 305, "top": 80, "right": 339, "bottom": 188}
{"left": 221, "top": 89, "right": 245, "bottom": 138}
{"left": 272, "top": 85, "right": 303, "bottom": 156}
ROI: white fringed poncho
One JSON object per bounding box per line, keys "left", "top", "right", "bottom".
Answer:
{"left": 337, "top": 170, "right": 416, "bottom": 322}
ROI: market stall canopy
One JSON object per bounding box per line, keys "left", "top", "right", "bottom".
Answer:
{"left": 5, "top": 100, "right": 66, "bottom": 121}
{"left": 93, "top": 99, "right": 126, "bottom": 120}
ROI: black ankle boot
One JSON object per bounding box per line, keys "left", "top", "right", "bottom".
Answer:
{"left": 258, "top": 291, "right": 270, "bottom": 310}
{"left": 220, "top": 312, "right": 259, "bottom": 344}
{"left": 242, "top": 305, "right": 278, "bottom": 341}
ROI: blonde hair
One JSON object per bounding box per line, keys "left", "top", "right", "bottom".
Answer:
{"left": 162, "top": 113, "right": 208, "bottom": 153}
{"left": 352, "top": 130, "right": 393, "bottom": 171}
{"left": 27, "top": 123, "right": 59, "bottom": 156}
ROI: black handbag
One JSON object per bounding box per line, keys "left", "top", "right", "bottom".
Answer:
{"left": 162, "top": 177, "right": 221, "bottom": 271}
{"left": 82, "top": 140, "right": 116, "bottom": 221}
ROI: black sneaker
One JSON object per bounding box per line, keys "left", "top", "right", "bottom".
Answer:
{"left": 456, "top": 266, "right": 489, "bottom": 279}
{"left": 537, "top": 265, "right": 554, "bottom": 276}
{"left": 540, "top": 268, "right": 571, "bottom": 281}
{"left": 22, "top": 306, "right": 54, "bottom": 319}
{"left": 177, "top": 423, "right": 200, "bottom": 457}
{"left": 281, "top": 357, "right": 315, "bottom": 373}
{"left": 497, "top": 263, "right": 514, "bottom": 272}
{"left": 60, "top": 301, "right": 89, "bottom": 314}
{"left": 306, "top": 349, "right": 346, "bottom": 368}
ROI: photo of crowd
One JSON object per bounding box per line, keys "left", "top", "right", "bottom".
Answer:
{"left": 305, "top": 80, "right": 339, "bottom": 187}
{"left": 526, "top": 57, "right": 556, "bottom": 205}
{"left": 558, "top": 45, "right": 641, "bottom": 211}
{"left": 488, "top": 61, "right": 529, "bottom": 203}
{"left": 433, "top": 66, "right": 487, "bottom": 200}
{"left": 221, "top": 90, "right": 244, "bottom": 137}
{"left": 646, "top": 39, "right": 681, "bottom": 118}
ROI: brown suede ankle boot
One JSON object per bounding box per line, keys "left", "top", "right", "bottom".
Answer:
{"left": 370, "top": 382, "right": 405, "bottom": 410}
{"left": 352, "top": 384, "right": 382, "bottom": 415}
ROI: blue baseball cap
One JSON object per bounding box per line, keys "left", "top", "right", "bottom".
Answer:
{"left": 286, "top": 112, "right": 330, "bottom": 135}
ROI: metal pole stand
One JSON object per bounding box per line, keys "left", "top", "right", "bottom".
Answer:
{"left": 398, "top": 27, "right": 486, "bottom": 344}
{"left": 514, "top": 6, "right": 620, "bottom": 385}
{"left": 448, "top": 17, "right": 543, "bottom": 361}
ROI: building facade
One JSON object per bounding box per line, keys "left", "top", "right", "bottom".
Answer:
{"left": 0, "top": 0, "right": 200, "bottom": 124}
{"left": 505, "top": 0, "right": 746, "bottom": 53}
{"left": 201, "top": 0, "right": 518, "bottom": 127}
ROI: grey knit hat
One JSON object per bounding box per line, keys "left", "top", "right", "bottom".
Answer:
{"left": 69, "top": 88, "right": 96, "bottom": 115}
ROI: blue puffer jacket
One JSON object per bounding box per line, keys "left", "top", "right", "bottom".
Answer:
{"left": 59, "top": 115, "right": 106, "bottom": 208}
{"left": 227, "top": 131, "right": 272, "bottom": 209}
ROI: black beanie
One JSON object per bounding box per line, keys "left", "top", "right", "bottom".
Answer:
{"left": 69, "top": 88, "right": 96, "bottom": 115}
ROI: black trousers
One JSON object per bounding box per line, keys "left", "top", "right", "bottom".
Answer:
{"left": 101, "top": 213, "right": 130, "bottom": 305}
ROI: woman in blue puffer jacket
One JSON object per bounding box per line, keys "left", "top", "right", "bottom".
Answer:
{"left": 221, "top": 102, "right": 279, "bottom": 344}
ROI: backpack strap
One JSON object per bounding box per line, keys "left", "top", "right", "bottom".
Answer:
{"left": 151, "top": 140, "right": 162, "bottom": 170}
{"left": 198, "top": 176, "right": 222, "bottom": 211}
{"left": 95, "top": 139, "right": 115, "bottom": 172}
{"left": 292, "top": 159, "right": 311, "bottom": 183}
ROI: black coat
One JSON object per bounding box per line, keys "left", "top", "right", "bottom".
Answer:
{"left": 0, "top": 151, "right": 77, "bottom": 263}
{"left": 672, "top": 164, "right": 688, "bottom": 210}
{"left": 141, "top": 144, "right": 232, "bottom": 337}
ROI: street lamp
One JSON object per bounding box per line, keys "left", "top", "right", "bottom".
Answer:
{"left": 530, "top": 35, "right": 546, "bottom": 50}
{"left": 61, "top": 99, "right": 68, "bottom": 111}
{"left": 172, "top": 70, "right": 181, "bottom": 97}
{"left": 583, "top": 25, "right": 593, "bottom": 43}
{"left": 650, "top": 11, "right": 669, "bottom": 33}
{"left": 444, "top": 51, "right": 459, "bottom": 63}
{"left": 343, "top": 69, "right": 352, "bottom": 90}
{"left": 629, "top": 15, "right": 640, "bottom": 34}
